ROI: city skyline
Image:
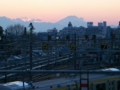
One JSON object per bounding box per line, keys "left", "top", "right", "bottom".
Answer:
{"left": 0, "top": 0, "right": 120, "bottom": 25}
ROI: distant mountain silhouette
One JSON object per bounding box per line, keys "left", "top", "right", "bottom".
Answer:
{"left": 0, "top": 16, "right": 14, "bottom": 28}
{"left": 56, "top": 15, "right": 87, "bottom": 27}
{"left": 0, "top": 16, "right": 57, "bottom": 32}
{"left": 0, "top": 16, "right": 88, "bottom": 32}
{"left": 110, "top": 25, "right": 117, "bottom": 28}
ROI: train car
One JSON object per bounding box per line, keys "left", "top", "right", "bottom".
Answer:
{"left": 101, "top": 68, "right": 119, "bottom": 71}
{"left": 53, "top": 68, "right": 120, "bottom": 90}
{"left": 90, "top": 75, "right": 120, "bottom": 90}
{"left": 0, "top": 81, "right": 32, "bottom": 90}
{"left": 89, "top": 68, "right": 120, "bottom": 90}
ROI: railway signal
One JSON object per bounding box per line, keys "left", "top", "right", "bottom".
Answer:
{"left": 70, "top": 43, "right": 76, "bottom": 50}
{"left": 85, "top": 35, "right": 89, "bottom": 40}
{"left": 48, "top": 35, "right": 51, "bottom": 41}
{"left": 42, "top": 43, "right": 48, "bottom": 50}
{"left": 66, "top": 35, "right": 70, "bottom": 40}
{"left": 92, "top": 35, "right": 96, "bottom": 43}
{"left": 111, "top": 34, "right": 116, "bottom": 39}
{"left": 101, "top": 44, "right": 107, "bottom": 49}
{"left": 92, "top": 35, "right": 96, "bottom": 40}
{"left": 59, "top": 52, "right": 62, "bottom": 57}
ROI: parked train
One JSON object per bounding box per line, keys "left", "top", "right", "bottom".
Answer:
{"left": 89, "top": 68, "right": 120, "bottom": 90}
{"left": 53, "top": 68, "right": 120, "bottom": 90}
{"left": 0, "top": 81, "right": 33, "bottom": 90}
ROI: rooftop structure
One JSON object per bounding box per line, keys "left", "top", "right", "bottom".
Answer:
{"left": 87, "top": 22, "right": 93, "bottom": 28}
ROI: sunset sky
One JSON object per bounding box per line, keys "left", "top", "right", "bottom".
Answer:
{"left": 0, "top": 0, "right": 120, "bottom": 25}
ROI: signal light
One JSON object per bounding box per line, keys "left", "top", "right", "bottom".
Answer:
{"left": 70, "top": 43, "right": 76, "bottom": 50}
{"left": 111, "top": 34, "right": 116, "bottom": 39}
{"left": 66, "top": 35, "right": 70, "bottom": 40}
{"left": 59, "top": 52, "right": 62, "bottom": 57}
{"left": 42, "top": 43, "right": 48, "bottom": 50}
{"left": 48, "top": 35, "right": 51, "bottom": 40}
{"left": 85, "top": 35, "right": 89, "bottom": 40}
{"left": 92, "top": 35, "right": 96, "bottom": 40}
{"left": 101, "top": 44, "right": 107, "bottom": 49}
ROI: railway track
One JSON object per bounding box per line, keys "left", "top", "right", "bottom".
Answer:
{"left": 32, "top": 64, "right": 120, "bottom": 82}
{"left": 32, "top": 65, "right": 74, "bottom": 82}
{"left": 0, "top": 55, "right": 73, "bottom": 83}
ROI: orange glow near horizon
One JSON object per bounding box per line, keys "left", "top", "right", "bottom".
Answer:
{"left": 0, "top": 0, "right": 120, "bottom": 25}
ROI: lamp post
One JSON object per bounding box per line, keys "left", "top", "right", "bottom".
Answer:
{"left": 29, "top": 23, "right": 34, "bottom": 81}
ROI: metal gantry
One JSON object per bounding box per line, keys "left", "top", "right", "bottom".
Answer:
{"left": 0, "top": 70, "right": 120, "bottom": 74}
{"left": 0, "top": 29, "right": 120, "bottom": 84}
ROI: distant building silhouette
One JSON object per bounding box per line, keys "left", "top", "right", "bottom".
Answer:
{"left": 87, "top": 22, "right": 93, "bottom": 28}
{"left": 68, "top": 22, "right": 73, "bottom": 27}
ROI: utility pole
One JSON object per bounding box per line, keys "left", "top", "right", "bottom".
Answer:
{"left": 47, "top": 34, "right": 51, "bottom": 69}
{"left": 0, "top": 34, "right": 8, "bottom": 83}
{"left": 66, "top": 34, "right": 70, "bottom": 67}
{"left": 74, "top": 33, "right": 77, "bottom": 70}
{"left": 55, "top": 32, "right": 58, "bottom": 66}
{"left": 4, "top": 44, "right": 8, "bottom": 83}
{"left": 29, "top": 23, "right": 34, "bottom": 81}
